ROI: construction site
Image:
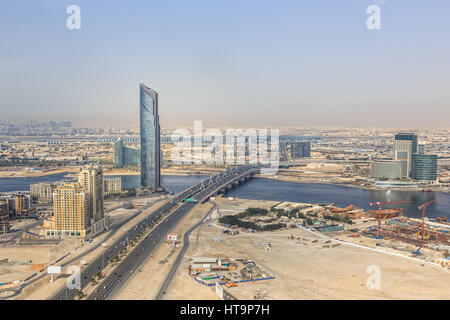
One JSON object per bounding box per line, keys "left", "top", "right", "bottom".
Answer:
{"left": 258, "top": 199, "right": 450, "bottom": 265}
{"left": 161, "top": 197, "right": 449, "bottom": 300}
{"left": 189, "top": 257, "right": 274, "bottom": 288}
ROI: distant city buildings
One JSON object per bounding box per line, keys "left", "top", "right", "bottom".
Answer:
{"left": 372, "top": 132, "right": 438, "bottom": 183}
{"left": 0, "top": 120, "right": 71, "bottom": 136}
{"left": 0, "top": 193, "right": 33, "bottom": 216}
{"left": 114, "top": 138, "right": 140, "bottom": 167}
{"left": 280, "top": 141, "right": 311, "bottom": 161}
{"left": 140, "top": 84, "right": 161, "bottom": 190}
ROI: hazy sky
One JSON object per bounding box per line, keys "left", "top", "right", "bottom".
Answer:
{"left": 1, "top": 0, "right": 449, "bottom": 128}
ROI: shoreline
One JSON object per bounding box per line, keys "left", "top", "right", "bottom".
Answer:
{"left": 255, "top": 174, "right": 447, "bottom": 193}
{"left": 0, "top": 169, "right": 73, "bottom": 178}
{"left": 0, "top": 170, "right": 210, "bottom": 179}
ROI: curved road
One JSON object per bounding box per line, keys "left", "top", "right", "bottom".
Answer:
{"left": 155, "top": 203, "right": 217, "bottom": 300}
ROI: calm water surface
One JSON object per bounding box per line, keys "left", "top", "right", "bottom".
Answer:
{"left": 1, "top": 175, "right": 448, "bottom": 219}
{"left": 225, "top": 178, "right": 450, "bottom": 219}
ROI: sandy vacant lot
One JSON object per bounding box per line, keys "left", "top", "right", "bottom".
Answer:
{"left": 161, "top": 198, "right": 450, "bottom": 300}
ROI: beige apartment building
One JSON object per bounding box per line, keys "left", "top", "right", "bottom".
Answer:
{"left": 48, "top": 183, "right": 89, "bottom": 237}
{"left": 44, "top": 166, "right": 109, "bottom": 238}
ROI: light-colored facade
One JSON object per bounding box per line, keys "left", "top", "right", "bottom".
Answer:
{"left": 30, "top": 182, "right": 58, "bottom": 204}
{"left": 78, "top": 165, "right": 104, "bottom": 224}
{"left": 394, "top": 140, "right": 413, "bottom": 177}
{"left": 50, "top": 183, "right": 89, "bottom": 237}
{"left": 140, "top": 83, "right": 161, "bottom": 190}
{"left": 104, "top": 177, "right": 122, "bottom": 195}
{"left": 371, "top": 161, "right": 403, "bottom": 180}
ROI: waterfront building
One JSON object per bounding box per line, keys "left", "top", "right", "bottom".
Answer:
{"left": 375, "top": 181, "right": 420, "bottom": 188}
{"left": 78, "top": 165, "right": 104, "bottom": 224}
{"left": 30, "top": 182, "right": 59, "bottom": 204}
{"left": 50, "top": 183, "right": 89, "bottom": 237}
{"left": 394, "top": 139, "right": 413, "bottom": 177}
{"left": 371, "top": 161, "right": 403, "bottom": 180}
{"left": 114, "top": 138, "right": 141, "bottom": 167}
{"left": 140, "top": 83, "right": 161, "bottom": 190}
{"left": 104, "top": 177, "right": 122, "bottom": 196}
{"left": 394, "top": 132, "right": 418, "bottom": 178}
{"left": 411, "top": 154, "right": 437, "bottom": 182}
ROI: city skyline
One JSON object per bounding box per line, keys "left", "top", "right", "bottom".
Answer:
{"left": 1, "top": 1, "right": 449, "bottom": 305}
{"left": 1, "top": 1, "right": 450, "bottom": 128}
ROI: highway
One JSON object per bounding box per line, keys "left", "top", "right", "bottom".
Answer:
{"left": 52, "top": 165, "right": 259, "bottom": 300}
{"left": 155, "top": 202, "right": 217, "bottom": 300}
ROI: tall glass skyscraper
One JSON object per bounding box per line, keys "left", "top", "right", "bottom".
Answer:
{"left": 395, "top": 133, "right": 418, "bottom": 153}
{"left": 411, "top": 154, "right": 437, "bottom": 181}
{"left": 394, "top": 132, "right": 418, "bottom": 177}
{"left": 140, "top": 83, "right": 161, "bottom": 190}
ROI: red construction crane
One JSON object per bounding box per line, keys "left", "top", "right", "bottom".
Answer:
{"left": 369, "top": 200, "right": 412, "bottom": 236}
{"left": 418, "top": 199, "right": 436, "bottom": 240}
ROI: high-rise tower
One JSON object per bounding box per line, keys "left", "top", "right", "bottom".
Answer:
{"left": 52, "top": 183, "right": 89, "bottom": 237}
{"left": 394, "top": 132, "right": 417, "bottom": 177}
{"left": 139, "top": 83, "right": 161, "bottom": 190}
{"left": 78, "top": 165, "right": 104, "bottom": 224}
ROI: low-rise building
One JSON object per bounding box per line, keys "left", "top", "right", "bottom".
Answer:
{"left": 371, "top": 160, "right": 403, "bottom": 180}
{"left": 104, "top": 177, "right": 122, "bottom": 196}
{"left": 30, "top": 182, "right": 59, "bottom": 204}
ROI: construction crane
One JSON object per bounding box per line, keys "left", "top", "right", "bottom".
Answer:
{"left": 418, "top": 199, "right": 436, "bottom": 240}
{"left": 368, "top": 200, "right": 412, "bottom": 236}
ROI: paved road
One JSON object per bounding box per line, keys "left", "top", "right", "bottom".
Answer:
{"left": 155, "top": 203, "right": 217, "bottom": 300}
{"left": 51, "top": 165, "right": 258, "bottom": 300}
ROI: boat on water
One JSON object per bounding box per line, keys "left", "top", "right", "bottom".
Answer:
{"left": 329, "top": 205, "right": 354, "bottom": 213}
{"left": 368, "top": 208, "right": 402, "bottom": 219}
{"left": 436, "top": 216, "right": 447, "bottom": 222}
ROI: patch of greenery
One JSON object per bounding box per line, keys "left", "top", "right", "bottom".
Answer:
{"left": 324, "top": 214, "right": 353, "bottom": 225}
{"left": 219, "top": 214, "right": 286, "bottom": 231}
